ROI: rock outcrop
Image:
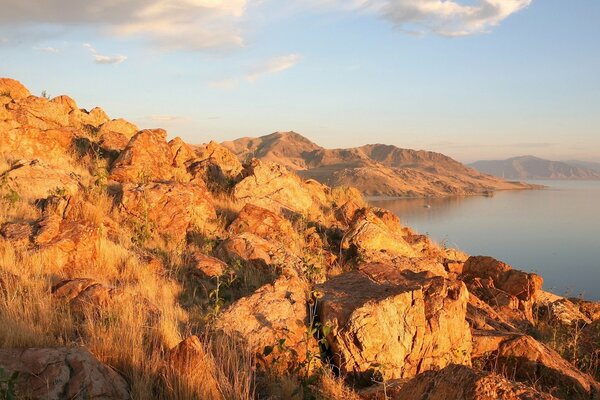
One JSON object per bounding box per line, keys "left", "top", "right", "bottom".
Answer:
{"left": 0, "top": 347, "right": 130, "bottom": 400}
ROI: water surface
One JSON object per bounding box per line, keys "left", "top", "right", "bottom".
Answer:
{"left": 370, "top": 181, "right": 600, "bottom": 300}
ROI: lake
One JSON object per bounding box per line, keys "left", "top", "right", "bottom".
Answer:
{"left": 369, "top": 181, "right": 600, "bottom": 300}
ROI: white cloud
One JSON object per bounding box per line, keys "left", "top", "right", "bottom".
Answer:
{"left": 149, "top": 115, "right": 185, "bottom": 122}
{"left": 322, "top": 0, "right": 531, "bottom": 36}
{"left": 34, "top": 46, "right": 59, "bottom": 54}
{"left": 84, "top": 43, "right": 127, "bottom": 64}
{"left": 0, "top": 0, "right": 247, "bottom": 51}
{"left": 247, "top": 54, "right": 301, "bottom": 82}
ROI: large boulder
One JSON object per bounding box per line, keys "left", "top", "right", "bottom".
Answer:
{"left": 110, "top": 129, "right": 179, "bottom": 183}
{"left": 0, "top": 347, "right": 130, "bottom": 400}
{"left": 9, "top": 96, "right": 71, "bottom": 129}
{"left": 196, "top": 140, "right": 243, "bottom": 179}
{"left": 360, "top": 364, "right": 557, "bottom": 400}
{"left": 0, "top": 77, "right": 31, "bottom": 100}
{"left": 98, "top": 119, "right": 139, "bottom": 152}
{"left": 52, "top": 278, "right": 122, "bottom": 315}
{"left": 341, "top": 208, "right": 418, "bottom": 262}
{"left": 119, "top": 181, "right": 216, "bottom": 242}
{"left": 316, "top": 263, "right": 471, "bottom": 381}
{"left": 227, "top": 203, "right": 299, "bottom": 249}
{"left": 216, "top": 275, "right": 315, "bottom": 373}
{"left": 233, "top": 160, "right": 325, "bottom": 217}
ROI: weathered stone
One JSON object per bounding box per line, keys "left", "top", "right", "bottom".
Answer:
{"left": 217, "top": 275, "right": 314, "bottom": 372}
{"left": 0, "top": 78, "right": 31, "bottom": 100}
{"left": 119, "top": 181, "right": 216, "bottom": 242}
{"left": 317, "top": 264, "right": 471, "bottom": 380}
{"left": 188, "top": 250, "right": 228, "bottom": 278}
{"left": 228, "top": 203, "right": 298, "bottom": 247}
{"left": 0, "top": 347, "right": 130, "bottom": 400}
{"left": 360, "top": 364, "right": 557, "bottom": 400}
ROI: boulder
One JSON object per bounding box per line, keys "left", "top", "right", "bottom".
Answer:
{"left": 0, "top": 126, "right": 76, "bottom": 164}
{"left": 333, "top": 200, "right": 361, "bottom": 226}
{"left": 11, "top": 96, "right": 71, "bottom": 129}
{"left": 169, "top": 137, "right": 197, "bottom": 168}
{"left": 0, "top": 222, "right": 33, "bottom": 245}
{"left": 228, "top": 203, "right": 298, "bottom": 247}
{"left": 188, "top": 250, "right": 229, "bottom": 278}
{"left": 195, "top": 141, "right": 243, "bottom": 179}
{"left": 110, "top": 129, "right": 179, "bottom": 183}
{"left": 1, "top": 159, "right": 80, "bottom": 201}
{"left": 233, "top": 160, "right": 323, "bottom": 217}
{"left": 216, "top": 275, "right": 314, "bottom": 372}
{"left": 341, "top": 208, "right": 418, "bottom": 262}
{"left": 216, "top": 232, "right": 273, "bottom": 268}
{"left": 69, "top": 106, "right": 109, "bottom": 129}
{"left": 0, "top": 77, "right": 31, "bottom": 100}
{"left": 52, "top": 278, "right": 121, "bottom": 314}
{"left": 316, "top": 264, "right": 471, "bottom": 381}
{"left": 50, "top": 95, "right": 78, "bottom": 112}
{"left": 0, "top": 347, "right": 130, "bottom": 399}
{"left": 360, "top": 364, "right": 557, "bottom": 400}
{"left": 119, "top": 181, "right": 216, "bottom": 242}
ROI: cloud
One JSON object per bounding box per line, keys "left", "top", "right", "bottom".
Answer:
{"left": 148, "top": 115, "right": 185, "bottom": 122}
{"left": 0, "top": 0, "right": 247, "bottom": 51}
{"left": 84, "top": 43, "right": 127, "bottom": 64}
{"left": 247, "top": 54, "right": 301, "bottom": 81}
{"left": 326, "top": 0, "right": 531, "bottom": 36}
{"left": 34, "top": 46, "right": 59, "bottom": 54}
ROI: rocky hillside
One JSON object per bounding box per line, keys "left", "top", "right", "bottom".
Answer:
{"left": 1, "top": 77, "right": 599, "bottom": 400}
{"left": 223, "top": 131, "right": 535, "bottom": 197}
{"left": 470, "top": 155, "right": 600, "bottom": 180}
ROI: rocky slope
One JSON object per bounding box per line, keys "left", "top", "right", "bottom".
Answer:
{"left": 222, "top": 131, "right": 535, "bottom": 197}
{"left": 0, "top": 77, "right": 599, "bottom": 400}
{"left": 470, "top": 155, "right": 600, "bottom": 180}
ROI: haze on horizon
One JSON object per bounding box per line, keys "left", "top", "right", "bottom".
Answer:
{"left": 0, "top": 0, "right": 598, "bottom": 164}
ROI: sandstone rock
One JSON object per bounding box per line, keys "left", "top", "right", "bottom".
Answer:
{"left": 570, "top": 298, "right": 600, "bottom": 322}
{"left": 69, "top": 106, "right": 109, "bottom": 128}
{"left": 537, "top": 298, "right": 592, "bottom": 326}
{"left": 0, "top": 347, "right": 130, "bottom": 399}
{"left": 0, "top": 126, "right": 76, "bottom": 163}
{"left": 52, "top": 278, "right": 121, "bottom": 314}
{"left": 1, "top": 159, "right": 80, "bottom": 201}
{"left": 233, "top": 160, "right": 323, "bottom": 217}
{"left": 196, "top": 141, "right": 243, "bottom": 178}
{"left": 360, "top": 364, "right": 557, "bottom": 400}
{"left": 99, "top": 118, "right": 138, "bottom": 139}
{"left": 217, "top": 275, "right": 314, "bottom": 372}
{"left": 110, "top": 129, "right": 178, "bottom": 183}
{"left": 0, "top": 222, "right": 33, "bottom": 244}
{"left": 0, "top": 78, "right": 31, "bottom": 100}
{"left": 228, "top": 203, "right": 298, "bottom": 247}
{"left": 216, "top": 232, "right": 273, "bottom": 268}
{"left": 35, "top": 218, "right": 99, "bottom": 268}
{"left": 119, "top": 181, "right": 216, "bottom": 242}
{"left": 167, "top": 336, "right": 221, "bottom": 399}
{"left": 188, "top": 250, "right": 229, "bottom": 278}
{"left": 342, "top": 208, "right": 418, "bottom": 262}
{"left": 169, "top": 137, "right": 197, "bottom": 168}
{"left": 334, "top": 200, "right": 361, "bottom": 226}
{"left": 11, "top": 96, "right": 71, "bottom": 129}
{"left": 316, "top": 264, "right": 471, "bottom": 381}
{"left": 493, "top": 335, "right": 600, "bottom": 400}
{"left": 50, "top": 95, "right": 78, "bottom": 112}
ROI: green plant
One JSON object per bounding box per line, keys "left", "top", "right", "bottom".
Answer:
{"left": 0, "top": 368, "right": 18, "bottom": 400}
{"left": 207, "top": 272, "right": 237, "bottom": 320}
{"left": 41, "top": 90, "right": 50, "bottom": 99}
{"left": 49, "top": 186, "right": 68, "bottom": 197}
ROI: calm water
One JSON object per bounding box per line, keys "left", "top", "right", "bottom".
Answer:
{"left": 370, "top": 181, "right": 600, "bottom": 300}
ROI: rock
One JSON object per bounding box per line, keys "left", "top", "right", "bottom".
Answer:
{"left": 70, "top": 106, "right": 110, "bottom": 128}
{"left": 493, "top": 335, "right": 600, "bottom": 400}
{"left": 228, "top": 203, "right": 298, "bottom": 247}
{"left": 342, "top": 208, "right": 418, "bottom": 262}
{"left": 0, "top": 78, "right": 31, "bottom": 100}
{"left": 50, "top": 95, "right": 78, "bottom": 112}
{"left": 99, "top": 118, "right": 138, "bottom": 139}
{"left": 316, "top": 264, "right": 471, "bottom": 381}
{"left": 216, "top": 232, "right": 274, "bottom": 268}
{"left": 188, "top": 250, "right": 229, "bottom": 278}
{"left": 360, "top": 364, "right": 557, "bottom": 400}
{"left": 1, "top": 159, "right": 80, "bottom": 201}
{"left": 99, "top": 130, "right": 131, "bottom": 152}
{"left": 233, "top": 160, "right": 324, "bottom": 217}
{"left": 334, "top": 200, "right": 361, "bottom": 226}
{"left": 11, "top": 96, "right": 71, "bottom": 129}
{"left": 0, "top": 126, "right": 76, "bottom": 164}
{"left": 0, "top": 222, "right": 33, "bottom": 244}
{"left": 216, "top": 275, "right": 314, "bottom": 372}
{"left": 195, "top": 140, "right": 243, "bottom": 179}
{"left": 570, "top": 298, "right": 600, "bottom": 322}
{"left": 0, "top": 347, "right": 130, "bottom": 399}
{"left": 110, "top": 129, "right": 179, "bottom": 183}
{"left": 169, "top": 137, "right": 197, "bottom": 168}
{"left": 119, "top": 181, "right": 216, "bottom": 242}
{"left": 167, "top": 336, "right": 221, "bottom": 399}
{"left": 537, "top": 298, "right": 592, "bottom": 326}
{"left": 52, "top": 278, "right": 121, "bottom": 314}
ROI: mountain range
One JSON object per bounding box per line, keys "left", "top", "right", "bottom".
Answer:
{"left": 222, "top": 131, "right": 534, "bottom": 197}
{"left": 469, "top": 156, "right": 600, "bottom": 180}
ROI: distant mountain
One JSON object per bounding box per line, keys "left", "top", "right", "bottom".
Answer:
{"left": 222, "top": 131, "right": 534, "bottom": 197}
{"left": 469, "top": 156, "right": 600, "bottom": 180}
{"left": 564, "top": 160, "right": 600, "bottom": 173}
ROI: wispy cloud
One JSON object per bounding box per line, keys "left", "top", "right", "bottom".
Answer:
{"left": 84, "top": 43, "right": 127, "bottom": 64}
{"left": 148, "top": 115, "right": 185, "bottom": 122}
{"left": 247, "top": 54, "right": 301, "bottom": 82}
{"left": 34, "top": 46, "right": 59, "bottom": 54}
{"left": 0, "top": 0, "right": 247, "bottom": 52}
{"left": 321, "top": 0, "right": 531, "bottom": 36}
{"left": 209, "top": 78, "right": 238, "bottom": 90}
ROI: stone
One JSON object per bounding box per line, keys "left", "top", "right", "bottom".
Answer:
{"left": 0, "top": 222, "right": 33, "bottom": 244}
{"left": 228, "top": 203, "right": 298, "bottom": 247}
{"left": 12, "top": 96, "right": 71, "bottom": 129}
{"left": 316, "top": 264, "right": 471, "bottom": 381}
{"left": 119, "top": 181, "right": 216, "bottom": 242}
{"left": 360, "top": 364, "right": 557, "bottom": 400}
{"left": 216, "top": 275, "right": 314, "bottom": 372}
{"left": 0, "top": 347, "right": 130, "bottom": 400}
{"left": 0, "top": 78, "right": 31, "bottom": 100}
{"left": 110, "top": 129, "right": 178, "bottom": 183}
{"left": 188, "top": 250, "right": 229, "bottom": 278}
{"left": 52, "top": 278, "right": 121, "bottom": 314}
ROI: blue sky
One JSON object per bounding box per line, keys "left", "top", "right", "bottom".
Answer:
{"left": 0, "top": 0, "right": 598, "bottom": 162}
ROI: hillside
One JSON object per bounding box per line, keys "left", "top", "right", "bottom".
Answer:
{"left": 223, "top": 132, "right": 535, "bottom": 197}
{"left": 1, "top": 77, "right": 599, "bottom": 400}
{"left": 565, "top": 160, "right": 600, "bottom": 173}
{"left": 470, "top": 156, "right": 600, "bottom": 180}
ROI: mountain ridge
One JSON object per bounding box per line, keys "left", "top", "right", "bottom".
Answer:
{"left": 469, "top": 155, "right": 600, "bottom": 180}
{"left": 222, "top": 131, "right": 535, "bottom": 197}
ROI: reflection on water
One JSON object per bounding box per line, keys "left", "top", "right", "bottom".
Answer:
{"left": 369, "top": 181, "right": 600, "bottom": 300}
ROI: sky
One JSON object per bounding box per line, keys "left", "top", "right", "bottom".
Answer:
{"left": 0, "top": 0, "right": 598, "bottom": 163}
